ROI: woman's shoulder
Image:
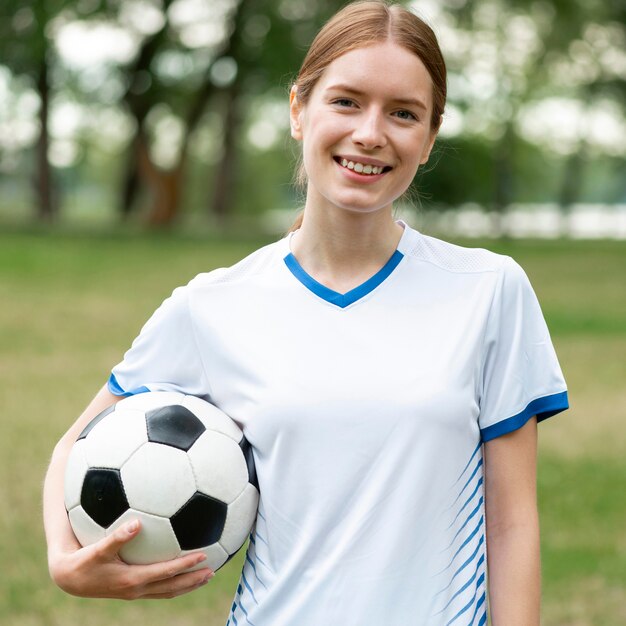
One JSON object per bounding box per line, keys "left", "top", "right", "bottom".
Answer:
{"left": 403, "top": 225, "right": 513, "bottom": 276}
{"left": 185, "top": 236, "right": 289, "bottom": 292}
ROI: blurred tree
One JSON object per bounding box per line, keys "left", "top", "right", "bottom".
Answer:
{"left": 208, "top": 0, "right": 346, "bottom": 224}
{"left": 0, "top": 0, "right": 73, "bottom": 221}
{"left": 115, "top": 0, "right": 262, "bottom": 226}
{"left": 121, "top": 0, "right": 258, "bottom": 226}
{"left": 208, "top": 0, "right": 338, "bottom": 225}
{"left": 443, "top": 0, "right": 555, "bottom": 216}
{"left": 114, "top": 0, "right": 342, "bottom": 227}
{"left": 1, "top": 0, "right": 623, "bottom": 226}
{"left": 441, "top": 0, "right": 626, "bottom": 213}
{"left": 542, "top": 3, "right": 626, "bottom": 210}
{"left": 118, "top": 0, "right": 177, "bottom": 222}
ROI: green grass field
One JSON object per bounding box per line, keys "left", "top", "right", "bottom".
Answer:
{"left": 0, "top": 229, "right": 624, "bottom": 625}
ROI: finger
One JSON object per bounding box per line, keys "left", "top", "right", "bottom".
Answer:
{"left": 90, "top": 519, "right": 141, "bottom": 560}
{"left": 142, "top": 568, "right": 214, "bottom": 598}
{"left": 138, "top": 551, "right": 210, "bottom": 584}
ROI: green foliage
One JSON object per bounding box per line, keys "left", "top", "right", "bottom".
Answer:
{"left": 0, "top": 0, "right": 625, "bottom": 222}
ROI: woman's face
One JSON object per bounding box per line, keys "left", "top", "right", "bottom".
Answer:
{"left": 290, "top": 41, "right": 439, "bottom": 218}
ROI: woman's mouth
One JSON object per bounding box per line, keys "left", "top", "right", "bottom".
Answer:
{"left": 333, "top": 156, "right": 392, "bottom": 177}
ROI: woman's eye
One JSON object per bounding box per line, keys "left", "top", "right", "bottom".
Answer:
{"left": 394, "top": 110, "right": 417, "bottom": 121}
{"left": 333, "top": 99, "right": 355, "bottom": 107}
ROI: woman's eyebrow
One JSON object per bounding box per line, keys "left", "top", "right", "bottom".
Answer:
{"left": 325, "top": 83, "right": 427, "bottom": 110}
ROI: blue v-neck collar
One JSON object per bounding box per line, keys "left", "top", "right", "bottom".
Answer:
{"left": 283, "top": 222, "right": 408, "bottom": 309}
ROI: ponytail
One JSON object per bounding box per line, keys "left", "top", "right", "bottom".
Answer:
{"left": 286, "top": 210, "right": 304, "bottom": 234}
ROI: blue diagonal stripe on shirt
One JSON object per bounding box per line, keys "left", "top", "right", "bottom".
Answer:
{"left": 434, "top": 533, "right": 484, "bottom": 590}
{"left": 440, "top": 515, "right": 484, "bottom": 568}
{"left": 241, "top": 570, "right": 260, "bottom": 605}
{"left": 245, "top": 554, "right": 268, "bottom": 591}
{"left": 235, "top": 595, "right": 257, "bottom": 626}
{"left": 469, "top": 591, "right": 486, "bottom": 625}
{"left": 435, "top": 554, "right": 485, "bottom": 615}
{"left": 445, "top": 497, "right": 484, "bottom": 551}
{"left": 454, "top": 441, "right": 481, "bottom": 484}
{"left": 228, "top": 576, "right": 258, "bottom": 626}
{"left": 445, "top": 569, "right": 486, "bottom": 625}
{"left": 449, "top": 459, "right": 483, "bottom": 511}
{"left": 255, "top": 530, "right": 270, "bottom": 547}
{"left": 447, "top": 478, "right": 483, "bottom": 530}
{"left": 248, "top": 538, "right": 271, "bottom": 574}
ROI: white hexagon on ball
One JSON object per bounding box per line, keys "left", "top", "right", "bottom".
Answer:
{"left": 121, "top": 442, "right": 196, "bottom": 517}
{"left": 83, "top": 408, "right": 148, "bottom": 469}
{"left": 188, "top": 430, "right": 249, "bottom": 504}
{"left": 68, "top": 505, "right": 106, "bottom": 547}
{"left": 64, "top": 439, "right": 88, "bottom": 511}
{"left": 108, "top": 509, "right": 181, "bottom": 565}
{"left": 181, "top": 542, "right": 229, "bottom": 573}
{"left": 219, "top": 483, "right": 259, "bottom": 554}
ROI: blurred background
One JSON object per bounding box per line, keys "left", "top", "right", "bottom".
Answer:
{"left": 0, "top": 0, "right": 624, "bottom": 625}
{"left": 0, "top": 0, "right": 624, "bottom": 233}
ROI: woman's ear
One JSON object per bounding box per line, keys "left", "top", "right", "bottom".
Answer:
{"left": 290, "top": 85, "right": 303, "bottom": 141}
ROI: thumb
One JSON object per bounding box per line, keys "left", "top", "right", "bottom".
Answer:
{"left": 93, "top": 519, "right": 141, "bottom": 559}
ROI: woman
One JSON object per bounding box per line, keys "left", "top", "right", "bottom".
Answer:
{"left": 44, "top": 1, "right": 569, "bottom": 624}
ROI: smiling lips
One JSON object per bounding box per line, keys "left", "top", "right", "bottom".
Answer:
{"left": 333, "top": 156, "right": 392, "bottom": 177}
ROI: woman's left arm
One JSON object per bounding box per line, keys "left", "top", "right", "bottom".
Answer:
{"left": 484, "top": 415, "right": 541, "bottom": 626}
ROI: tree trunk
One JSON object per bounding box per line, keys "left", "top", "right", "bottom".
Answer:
{"left": 207, "top": 0, "right": 252, "bottom": 227}
{"left": 117, "top": 0, "right": 176, "bottom": 218}
{"left": 494, "top": 120, "right": 514, "bottom": 213}
{"left": 132, "top": 131, "right": 185, "bottom": 227}
{"left": 492, "top": 119, "right": 515, "bottom": 237}
{"left": 210, "top": 83, "right": 241, "bottom": 227}
{"left": 558, "top": 147, "right": 586, "bottom": 212}
{"left": 120, "top": 135, "right": 142, "bottom": 218}
{"left": 559, "top": 91, "right": 591, "bottom": 213}
{"left": 35, "top": 59, "right": 55, "bottom": 221}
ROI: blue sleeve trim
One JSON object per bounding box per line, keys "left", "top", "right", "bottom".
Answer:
{"left": 480, "top": 390, "right": 569, "bottom": 442}
{"left": 107, "top": 372, "right": 150, "bottom": 397}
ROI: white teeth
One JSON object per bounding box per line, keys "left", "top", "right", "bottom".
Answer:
{"left": 338, "top": 158, "right": 386, "bottom": 175}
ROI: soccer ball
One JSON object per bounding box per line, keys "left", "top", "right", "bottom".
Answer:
{"left": 64, "top": 391, "right": 259, "bottom": 571}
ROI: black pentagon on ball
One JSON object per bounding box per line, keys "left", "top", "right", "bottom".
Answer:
{"left": 77, "top": 404, "right": 116, "bottom": 441}
{"left": 239, "top": 436, "right": 259, "bottom": 491}
{"left": 171, "top": 492, "right": 228, "bottom": 550}
{"left": 81, "top": 468, "right": 129, "bottom": 528}
{"left": 145, "top": 405, "right": 206, "bottom": 451}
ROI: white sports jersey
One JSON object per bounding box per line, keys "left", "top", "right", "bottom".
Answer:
{"left": 110, "top": 220, "right": 568, "bottom": 625}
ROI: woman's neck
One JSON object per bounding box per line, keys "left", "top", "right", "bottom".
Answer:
{"left": 289, "top": 206, "right": 404, "bottom": 291}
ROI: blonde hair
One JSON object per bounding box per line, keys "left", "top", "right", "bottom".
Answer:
{"left": 287, "top": 0, "right": 447, "bottom": 232}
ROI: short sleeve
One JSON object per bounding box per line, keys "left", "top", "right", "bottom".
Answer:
{"left": 478, "top": 256, "right": 569, "bottom": 442}
{"left": 108, "top": 282, "right": 209, "bottom": 399}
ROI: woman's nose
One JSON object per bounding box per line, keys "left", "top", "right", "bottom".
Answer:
{"left": 351, "top": 108, "right": 387, "bottom": 149}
